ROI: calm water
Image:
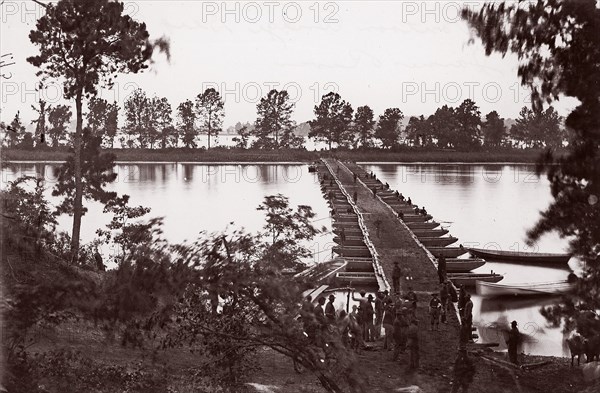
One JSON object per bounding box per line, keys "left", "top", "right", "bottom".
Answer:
{"left": 1, "top": 163, "right": 336, "bottom": 265}
{"left": 2, "top": 162, "right": 576, "bottom": 356}
{"left": 361, "top": 163, "right": 578, "bottom": 357}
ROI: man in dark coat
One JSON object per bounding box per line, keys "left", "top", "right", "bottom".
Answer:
{"left": 405, "top": 286, "right": 418, "bottom": 319}
{"left": 507, "top": 320, "right": 521, "bottom": 364}
{"left": 407, "top": 319, "right": 420, "bottom": 369}
{"left": 462, "top": 294, "right": 474, "bottom": 341}
{"left": 437, "top": 255, "right": 447, "bottom": 283}
{"left": 392, "top": 261, "right": 402, "bottom": 294}
{"left": 94, "top": 248, "right": 105, "bottom": 271}
{"left": 429, "top": 293, "right": 442, "bottom": 331}
{"left": 457, "top": 285, "right": 467, "bottom": 319}
{"left": 364, "top": 294, "right": 375, "bottom": 342}
{"left": 314, "top": 297, "right": 327, "bottom": 347}
{"left": 440, "top": 282, "right": 450, "bottom": 323}
{"left": 325, "top": 294, "right": 336, "bottom": 325}
{"left": 374, "top": 292, "right": 384, "bottom": 340}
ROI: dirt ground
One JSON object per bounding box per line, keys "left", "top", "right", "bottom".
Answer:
{"left": 250, "top": 338, "right": 590, "bottom": 393}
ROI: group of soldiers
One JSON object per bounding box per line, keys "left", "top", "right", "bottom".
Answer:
{"left": 300, "top": 288, "right": 421, "bottom": 370}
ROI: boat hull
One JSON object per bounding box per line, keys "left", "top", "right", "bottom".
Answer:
{"left": 333, "top": 222, "right": 361, "bottom": 229}
{"left": 428, "top": 247, "right": 468, "bottom": 258}
{"left": 418, "top": 237, "right": 458, "bottom": 247}
{"left": 446, "top": 259, "right": 486, "bottom": 273}
{"left": 406, "top": 222, "right": 440, "bottom": 230}
{"left": 413, "top": 229, "right": 449, "bottom": 237}
{"left": 332, "top": 246, "right": 372, "bottom": 258}
{"left": 401, "top": 214, "right": 433, "bottom": 223}
{"left": 476, "top": 280, "right": 576, "bottom": 297}
{"left": 448, "top": 273, "right": 503, "bottom": 287}
{"left": 334, "top": 214, "right": 359, "bottom": 223}
{"left": 333, "top": 227, "right": 362, "bottom": 236}
{"left": 468, "top": 247, "right": 571, "bottom": 264}
{"left": 333, "top": 237, "right": 366, "bottom": 247}
{"left": 335, "top": 272, "right": 378, "bottom": 285}
{"left": 295, "top": 259, "right": 348, "bottom": 284}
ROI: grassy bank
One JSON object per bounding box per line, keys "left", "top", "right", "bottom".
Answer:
{"left": 2, "top": 147, "right": 562, "bottom": 163}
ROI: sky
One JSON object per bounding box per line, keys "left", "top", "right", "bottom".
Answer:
{"left": 0, "top": 0, "right": 580, "bottom": 129}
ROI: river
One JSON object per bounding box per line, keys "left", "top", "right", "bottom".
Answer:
{"left": 2, "top": 162, "right": 576, "bottom": 356}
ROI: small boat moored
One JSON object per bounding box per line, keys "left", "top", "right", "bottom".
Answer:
{"left": 335, "top": 271, "right": 378, "bottom": 285}
{"left": 448, "top": 273, "right": 504, "bottom": 287}
{"left": 406, "top": 222, "right": 440, "bottom": 230}
{"left": 401, "top": 214, "right": 433, "bottom": 223}
{"left": 418, "top": 236, "right": 458, "bottom": 247}
{"left": 412, "top": 229, "right": 450, "bottom": 238}
{"left": 476, "top": 279, "right": 576, "bottom": 298}
{"left": 333, "top": 236, "right": 366, "bottom": 247}
{"left": 446, "top": 258, "right": 486, "bottom": 273}
{"left": 332, "top": 245, "right": 372, "bottom": 258}
{"left": 428, "top": 247, "right": 469, "bottom": 258}
{"left": 467, "top": 247, "right": 571, "bottom": 265}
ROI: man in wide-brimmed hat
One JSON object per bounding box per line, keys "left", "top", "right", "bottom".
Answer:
{"left": 506, "top": 320, "right": 521, "bottom": 365}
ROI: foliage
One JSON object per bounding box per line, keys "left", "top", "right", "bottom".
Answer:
{"left": 463, "top": 0, "right": 600, "bottom": 334}
{"left": 375, "top": 108, "right": 403, "bottom": 149}
{"left": 28, "top": 0, "right": 169, "bottom": 259}
{"left": 256, "top": 194, "right": 320, "bottom": 269}
{"left": 254, "top": 89, "right": 297, "bottom": 148}
{"left": 31, "top": 99, "right": 49, "bottom": 147}
{"left": 123, "top": 88, "right": 150, "bottom": 148}
{"left": 405, "top": 115, "right": 432, "bottom": 147}
{"left": 163, "top": 226, "right": 366, "bottom": 393}
{"left": 3, "top": 187, "right": 365, "bottom": 392}
{"left": 87, "top": 97, "right": 118, "bottom": 148}
{"left": 153, "top": 97, "right": 175, "bottom": 148}
{"left": 309, "top": 92, "right": 354, "bottom": 150}
{"left": 48, "top": 104, "right": 73, "bottom": 147}
{"left": 52, "top": 128, "right": 118, "bottom": 216}
{"left": 429, "top": 105, "right": 459, "bottom": 148}
{"left": 195, "top": 88, "right": 224, "bottom": 149}
{"left": 353, "top": 105, "right": 376, "bottom": 148}
{"left": 7, "top": 111, "right": 26, "bottom": 148}
{"left": 454, "top": 99, "right": 482, "bottom": 149}
{"left": 96, "top": 195, "right": 156, "bottom": 264}
{"left": 28, "top": 0, "right": 162, "bottom": 100}
{"left": 510, "top": 106, "right": 563, "bottom": 148}
{"left": 232, "top": 125, "right": 252, "bottom": 148}
{"left": 482, "top": 111, "right": 506, "bottom": 147}
{"left": 2, "top": 176, "right": 58, "bottom": 256}
{"left": 177, "top": 99, "right": 198, "bottom": 148}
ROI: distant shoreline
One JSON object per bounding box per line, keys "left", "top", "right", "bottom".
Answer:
{"left": 2, "top": 147, "right": 560, "bottom": 164}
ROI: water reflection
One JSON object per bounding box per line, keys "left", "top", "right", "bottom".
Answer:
{"left": 182, "top": 164, "right": 194, "bottom": 182}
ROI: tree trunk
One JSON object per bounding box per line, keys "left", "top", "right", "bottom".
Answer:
{"left": 70, "top": 90, "right": 84, "bottom": 264}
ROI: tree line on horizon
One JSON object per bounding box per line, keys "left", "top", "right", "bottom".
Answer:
{"left": 3, "top": 89, "right": 566, "bottom": 151}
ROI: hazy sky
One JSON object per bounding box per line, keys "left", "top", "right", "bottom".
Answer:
{"left": 0, "top": 1, "right": 579, "bottom": 128}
